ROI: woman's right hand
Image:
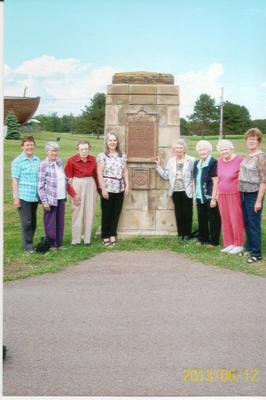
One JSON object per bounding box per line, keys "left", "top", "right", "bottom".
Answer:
{"left": 101, "top": 188, "right": 109, "bottom": 199}
{"left": 155, "top": 156, "right": 160, "bottom": 166}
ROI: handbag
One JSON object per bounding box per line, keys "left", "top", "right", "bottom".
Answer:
{"left": 36, "top": 237, "right": 50, "bottom": 254}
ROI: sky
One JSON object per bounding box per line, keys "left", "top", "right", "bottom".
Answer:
{"left": 3, "top": 0, "right": 266, "bottom": 120}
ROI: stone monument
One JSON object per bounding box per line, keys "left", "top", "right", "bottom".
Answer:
{"left": 104, "top": 71, "right": 180, "bottom": 236}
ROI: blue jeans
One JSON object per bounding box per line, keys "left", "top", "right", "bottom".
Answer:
{"left": 241, "top": 192, "right": 263, "bottom": 258}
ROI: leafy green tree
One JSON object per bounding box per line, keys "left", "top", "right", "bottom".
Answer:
{"left": 251, "top": 119, "right": 266, "bottom": 134}
{"left": 60, "top": 114, "right": 78, "bottom": 132}
{"left": 5, "top": 110, "right": 21, "bottom": 140}
{"left": 188, "top": 94, "right": 219, "bottom": 137}
{"left": 36, "top": 113, "right": 78, "bottom": 133}
{"left": 77, "top": 92, "right": 106, "bottom": 138}
{"left": 222, "top": 102, "right": 251, "bottom": 135}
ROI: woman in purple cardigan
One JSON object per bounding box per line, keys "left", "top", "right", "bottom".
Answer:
{"left": 38, "top": 141, "right": 75, "bottom": 250}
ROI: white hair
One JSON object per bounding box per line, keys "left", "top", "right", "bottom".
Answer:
{"left": 195, "top": 140, "right": 213, "bottom": 153}
{"left": 45, "top": 141, "right": 60, "bottom": 152}
{"left": 216, "top": 139, "right": 234, "bottom": 152}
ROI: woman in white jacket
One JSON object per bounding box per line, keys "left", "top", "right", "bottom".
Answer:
{"left": 156, "top": 138, "right": 195, "bottom": 240}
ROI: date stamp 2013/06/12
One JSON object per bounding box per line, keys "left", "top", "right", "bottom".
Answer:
{"left": 177, "top": 368, "right": 259, "bottom": 383}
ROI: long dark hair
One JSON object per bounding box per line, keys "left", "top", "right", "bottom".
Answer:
{"left": 104, "top": 132, "right": 122, "bottom": 157}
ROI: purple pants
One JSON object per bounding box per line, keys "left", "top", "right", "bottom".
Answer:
{"left": 43, "top": 199, "right": 65, "bottom": 248}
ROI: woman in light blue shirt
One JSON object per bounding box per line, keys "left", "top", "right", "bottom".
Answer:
{"left": 11, "top": 136, "right": 40, "bottom": 253}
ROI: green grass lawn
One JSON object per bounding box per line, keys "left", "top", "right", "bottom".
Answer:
{"left": 3, "top": 131, "right": 266, "bottom": 280}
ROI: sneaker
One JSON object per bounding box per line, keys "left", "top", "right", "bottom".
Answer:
{"left": 220, "top": 244, "right": 234, "bottom": 253}
{"left": 247, "top": 256, "right": 262, "bottom": 263}
{"left": 228, "top": 246, "right": 244, "bottom": 254}
{"left": 24, "top": 249, "right": 35, "bottom": 255}
{"left": 49, "top": 247, "right": 57, "bottom": 252}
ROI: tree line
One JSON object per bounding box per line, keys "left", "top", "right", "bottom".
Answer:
{"left": 5, "top": 92, "right": 265, "bottom": 140}
{"left": 35, "top": 92, "right": 106, "bottom": 137}
{"left": 181, "top": 93, "right": 266, "bottom": 137}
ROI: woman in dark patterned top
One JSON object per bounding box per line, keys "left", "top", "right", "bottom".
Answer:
{"left": 238, "top": 128, "right": 266, "bottom": 263}
{"left": 193, "top": 140, "right": 221, "bottom": 247}
{"left": 97, "top": 133, "right": 129, "bottom": 247}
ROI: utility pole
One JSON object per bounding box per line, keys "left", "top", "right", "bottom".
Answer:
{"left": 219, "top": 87, "right": 224, "bottom": 139}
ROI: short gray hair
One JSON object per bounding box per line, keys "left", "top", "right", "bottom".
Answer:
{"left": 173, "top": 138, "right": 187, "bottom": 152}
{"left": 45, "top": 141, "right": 60, "bottom": 152}
{"left": 216, "top": 139, "right": 234, "bottom": 152}
{"left": 196, "top": 140, "right": 213, "bottom": 153}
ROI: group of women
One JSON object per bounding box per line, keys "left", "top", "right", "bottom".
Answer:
{"left": 11, "top": 128, "right": 265, "bottom": 263}
{"left": 156, "top": 128, "right": 266, "bottom": 263}
{"left": 11, "top": 133, "right": 128, "bottom": 252}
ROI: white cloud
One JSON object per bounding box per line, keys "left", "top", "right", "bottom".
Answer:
{"left": 14, "top": 55, "right": 87, "bottom": 77}
{"left": 4, "top": 58, "right": 265, "bottom": 119}
{"left": 175, "top": 63, "right": 224, "bottom": 118}
{"left": 4, "top": 56, "right": 115, "bottom": 115}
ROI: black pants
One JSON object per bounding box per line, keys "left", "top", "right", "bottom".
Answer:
{"left": 172, "top": 191, "right": 193, "bottom": 237}
{"left": 101, "top": 192, "right": 124, "bottom": 239}
{"left": 18, "top": 199, "right": 38, "bottom": 250}
{"left": 196, "top": 200, "right": 221, "bottom": 245}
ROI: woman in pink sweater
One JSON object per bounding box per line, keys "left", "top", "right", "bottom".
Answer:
{"left": 217, "top": 140, "right": 244, "bottom": 254}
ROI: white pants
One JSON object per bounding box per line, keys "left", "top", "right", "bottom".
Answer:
{"left": 71, "top": 177, "right": 97, "bottom": 244}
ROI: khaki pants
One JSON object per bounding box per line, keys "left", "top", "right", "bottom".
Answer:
{"left": 71, "top": 177, "right": 96, "bottom": 244}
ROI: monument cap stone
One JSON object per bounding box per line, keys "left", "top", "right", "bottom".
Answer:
{"left": 112, "top": 71, "right": 174, "bottom": 85}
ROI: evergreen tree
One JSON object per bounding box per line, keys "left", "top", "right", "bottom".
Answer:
{"left": 252, "top": 119, "right": 266, "bottom": 134}
{"left": 223, "top": 102, "right": 251, "bottom": 135}
{"left": 5, "top": 110, "right": 21, "bottom": 140}
{"left": 188, "top": 94, "right": 219, "bottom": 137}
{"left": 77, "top": 93, "right": 106, "bottom": 138}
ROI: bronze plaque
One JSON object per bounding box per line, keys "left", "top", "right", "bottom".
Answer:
{"left": 132, "top": 168, "right": 150, "bottom": 189}
{"left": 126, "top": 111, "right": 157, "bottom": 162}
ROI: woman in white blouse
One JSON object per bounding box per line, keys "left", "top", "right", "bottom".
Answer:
{"left": 97, "top": 133, "right": 129, "bottom": 247}
{"left": 156, "top": 138, "right": 195, "bottom": 240}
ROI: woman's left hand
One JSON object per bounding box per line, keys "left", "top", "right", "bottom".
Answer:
{"left": 43, "top": 202, "right": 50, "bottom": 212}
{"left": 254, "top": 200, "right": 262, "bottom": 213}
{"left": 124, "top": 185, "right": 129, "bottom": 196}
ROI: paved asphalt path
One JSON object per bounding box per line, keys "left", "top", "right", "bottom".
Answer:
{"left": 3, "top": 251, "right": 266, "bottom": 396}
